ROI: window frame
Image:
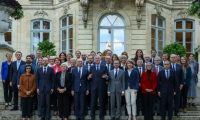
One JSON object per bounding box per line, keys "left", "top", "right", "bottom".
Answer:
{"left": 98, "top": 14, "right": 126, "bottom": 56}
{"left": 174, "top": 19, "right": 195, "bottom": 54}
{"left": 60, "top": 15, "right": 73, "bottom": 53}
{"left": 31, "top": 19, "right": 52, "bottom": 53}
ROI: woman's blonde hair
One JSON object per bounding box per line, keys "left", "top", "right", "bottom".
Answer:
{"left": 126, "top": 59, "right": 134, "bottom": 68}
{"left": 61, "top": 63, "right": 68, "bottom": 70}
{"left": 145, "top": 62, "right": 153, "bottom": 71}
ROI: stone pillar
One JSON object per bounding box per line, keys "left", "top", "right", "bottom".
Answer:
{"left": 196, "top": 47, "right": 200, "bottom": 87}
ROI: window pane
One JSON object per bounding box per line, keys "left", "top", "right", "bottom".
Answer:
{"left": 113, "top": 29, "right": 124, "bottom": 42}
{"left": 62, "top": 30, "right": 66, "bottom": 40}
{"left": 62, "top": 18, "right": 67, "bottom": 27}
{"left": 158, "top": 40, "right": 163, "bottom": 50}
{"left": 151, "top": 39, "right": 156, "bottom": 50}
{"left": 107, "top": 15, "right": 117, "bottom": 24}
{"left": 33, "top": 32, "right": 40, "bottom": 54}
{"left": 69, "top": 28, "right": 73, "bottom": 38}
{"left": 177, "top": 42, "right": 183, "bottom": 45}
{"left": 43, "top": 21, "right": 50, "bottom": 29}
{"left": 158, "top": 17, "right": 163, "bottom": 27}
{"left": 151, "top": 28, "right": 156, "bottom": 39}
{"left": 175, "top": 32, "right": 183, "bottom": 43}
{"left": 5, "top": 32, "right": 11, "bottom": 45}
{"left": 113, "top": 17, "right": 124, "bottom": 26}
{"left": 33, "top": 21, "right": 40, "bottom": 29}
{"left": 62, "top": 40, "right": 66, "bottom": 51}
{"left": 114, "top": 42, "right": 124, "bottom": 56}
{"left": 176, "top": 21, "right": 182, "bottom": 29}
{"left": 43, "top": 33, "right": 50, "bottom": 41}
{"left": 100, "top": 17, "right": 111, "bottom": 26}
{"left": 100, "top": 29, "right": 111, "bottom": 42}
{"left": 186, "top": 43, "right": 192, "bottom": 53}
{"left": 186, "top": 21, "right": 193, "bottom": 29}
{"left": 186, "top": 32, "right": 192, "bottom": 42}
{"left": 69, "top": 39, "right": 73, "bottom": 49}
{"left": 151, "top": 16, "right": 156, "bottom": 25}
{"left": 100, "top": 42, "right": 111, "bottom": 53}
{"left": 69, "top": 16, "right": 73, "bottom": 25}
{"left": 158, "top": 30, "right": 163, "bottom": 40}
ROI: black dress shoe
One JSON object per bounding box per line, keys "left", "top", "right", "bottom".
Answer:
{"left": 100, "top": 117, "right": 104, "bottom": 120}
{"left": 111, "top": 117, "right": 115, "bottom": 120}
{"left": 46, "top": 118, "right": 49, "bottom": 120}
{"left": 41, "top": 118, "right": 45, "bottom": 120}
{"left": 80, "top": 119, "right": 84, "bottom": 120}
{"left": 175, "top": 112, "right": 179, "bottom": 117}
{"left": 116, "top": 118, "right": 120, "bottom": 120}
{"left": 76, "top": 118, "right": 80, "bottom": 120}
{"left": 91, "top": 118, "right": 95, "bottom": 120}
{"left": 152, "top": 113, "right": 155, "bottom": 116}
{"left": 10, "top": 107, "right": 18, "bottom": 111}
{"left": 157, "top": 113, "right": 161, "bottom": 116}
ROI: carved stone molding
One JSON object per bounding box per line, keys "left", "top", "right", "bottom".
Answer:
{"left": 154, "top": 4, "right": 163, "bottom": 16}
{"left": 100, "top": 0, "right": 124, "bottom": 12}
{"left": 177, "top": 9, "right": 188, "bottom": 18}
{"left": 62, "top": 4, "right": 71, "bottom": 15}
{"left": 34, "top": 9, "right": 48, "bottom": 18}
{"left": 135, "top": 0, "right": 144, "bottom": 29}
{"left": 80, "top": 0, "right": 89, "bottom": 28}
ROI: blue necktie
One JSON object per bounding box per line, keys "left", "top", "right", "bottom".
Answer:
{"left": 97, "top": 65, "right": 99, "bottom": 73}
{"left": 115, "top": 70, "right": 118, "bottom": 79}
{"left": 79, "top": 68, "right": 81, "bottom": 79}
{"left": 17, "top": 61, "right": 20, "bottom": 70}
{"left": 107, "top": 64, "right": 110, "bottom": 73}
{"left": 172, "top": 64, "right": 175, "bottom": 70}
{"left": 166, "top": 71, "right": 169, "bottom": 80}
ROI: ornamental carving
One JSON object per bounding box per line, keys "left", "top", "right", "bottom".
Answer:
{"left": 100, "top": 0, "right": 125, "bottom": 12}
{"left": 80, "top": 0, "right": 89, "bottom": 28}
{"left": 63, "top": 4, "right": 71, "bottom": 15}
{"left": 34, "top": 9, "right": 48, "bottom": 18}
{"left": 135, "top": 0, "right": 144, "bottom": 29}
{"left": 154, "top": 4, "right": 163, "bottom": 16}
{"left": 177, "top": 9, "right": 188, "bottom": 18}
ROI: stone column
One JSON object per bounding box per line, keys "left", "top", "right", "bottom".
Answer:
{"left": 196, "top": 47, "right": 200, "bottom": 87}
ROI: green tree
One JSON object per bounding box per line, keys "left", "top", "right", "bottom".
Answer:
{"left": 194, "top": 45, "right": 200, "bottom": 61}
{"left": 37, "top": 41, "right": 56, "bottom": 57}
{"left": 163, "top": 42, "right": 186, "bottom": 60}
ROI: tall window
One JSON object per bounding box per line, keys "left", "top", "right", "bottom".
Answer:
{"left": 99, "top": 14, "right": 125, "bottom": 57}
{"left": 60, "top": 15, "right": 73, "bottom": 53}
{"left": 151, "top": 15, "right": 165, "bottom": 57}
{"left": 174, "top": 20, "right": 194, "bottom": 57}
{"left": 31, "top": 20, "right": 51, "bottom": 54}
{"left": 5, "top": 20, "right": 12, "bottom": 45}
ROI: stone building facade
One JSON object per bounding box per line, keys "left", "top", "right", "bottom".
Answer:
{"left": 6, "top": 0, "right": 199, "bottom": 60}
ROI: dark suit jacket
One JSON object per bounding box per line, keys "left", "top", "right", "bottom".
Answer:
{"left": 192, "top": 61, "right": 199, "bottom": 83}
{"left": 54, "top": 72, "right": 72, "bottom": 94}
{"left": 136, "top": 67, "right": 145, "bottom": 82}
{"left": 71, "top": 67, "right": 89, "bottom": 92}
{"left": 119, "top": 66, "right": 127, "bottom": 71}
{"left": 10, "top": 60, "right": 26, "bottom": 84}
{"left": 89, "top": 65, "right": 108, "bottom": 91}
{"left": 83, "top": 61, "right": 88, "bottom": 66}
{"left": 184, "top": 68, "right": 192, "bottom": 87}
{"left": 125, "top": 68, "right": 139, "bottom": 90}
{"left": 160, "top": 61, "right": 164, "bottom": 67}
{"left": 105, "top": 64, "right": 114, "bottom": 76}
{"left": 157, "top": 70, "right": 178, "bottom": 94}
{"left": 170, "top": 63, "right": 184, "bottom": 89}
{"left": 32, "top": 59, "right": 38, "bottom": 66}
{"left": 150, "top": 58, "right": 155, "bottom": 64}
{"left": 36, "top": 66, "right": 55, "bottom": 92}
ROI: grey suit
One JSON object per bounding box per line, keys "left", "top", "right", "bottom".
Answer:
{"left": 153, "top": 65, "right": 164, "bottom": 114}
{"left": 108, "top": 68, "right": 125, "bottom": 118}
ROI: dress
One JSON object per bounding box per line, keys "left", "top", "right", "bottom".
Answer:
{"left": 187, "top": 61, "right": 197, "bottom": 98}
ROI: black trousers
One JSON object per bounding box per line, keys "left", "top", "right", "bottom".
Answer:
{"left": 180, "top": 85, "right": 189, "bottom": 108}
{"left": 21, "top": 97, "right": 33, "bottom": 118}
{"left": 53, "top": 92, "right": 58, "bottom": 111}
{"left": 12, "top": 83, "right": 18, "bottom": 108}
{"left": 3, "top": 79, "right": 12, "bottom": 103}
{"left": 57, "top": 93, "right": 71, "bottom": 118}
{"left": 137, "top": 87, "right": 144, "bottom": 115}
{"left": 143, "top": 93, "right": 155, "bottom": 120}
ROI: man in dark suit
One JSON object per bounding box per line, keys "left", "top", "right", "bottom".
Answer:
{"left": 160, "top": 52, "right": 168, "bottom": 67}
{"left": 136, "top": 58, "right": 145, "bottom": 115}
{"left": 36, "top": 57, "right": 55, "bottom": 120}
{"left": 153, "top": 56, "right": 164, "bottom": 116}
{"left": 10, "top": 51, "right": 26, "bottom": 111}
{"left": 88, "top": 55, "right": 108, "bottom": 120}
{"left": 157, "top": 60, "right": 178, "bottom": 120}
{"left": 71, "top": 59, "right": 89, "bottom": 120}
{"left": 102, "top": 50, "right": 112, "bottom": 64}
{"left": 150, "top": 49, "right": 157, "bottom": 64}
{"left": 32, "top": 50, "right": 43, "bottom": 66}
{"left": 81, "top": 53, "right": 88, "bottom": 65}
{"left": 170, "top": 54, "right": 184, "bottom": 116}
{"left": 142, "top": 54, "right": 150, "bottom": 69}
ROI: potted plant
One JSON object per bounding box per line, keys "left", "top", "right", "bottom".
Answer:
{"left": 187, "top": 0, "right": 200, "bottom": 18}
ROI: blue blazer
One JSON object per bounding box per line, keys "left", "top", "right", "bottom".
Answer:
{"left": 32, "top": 59, "right": 37, "bottom": 66}
{"left": 150, "top": 58, "right": 155, "bottom": 64}
{"left": 125, "top": 68, "right": 139, "bottom": 90}
{"left": 17, "top": 64, "right": 36, "bottom": 85}
{"left": 89, "top": 65, "right": 108, "bottom": 91}
{"left": 10, "top": 60, "right": 26, "bottom": 84}
{"left": 184, "top": 68, "right": 192, "bottom": 87}
{"left": 157, "top": 70, "right": 178, "bottom": 94}
{"left": 1, "top": 61, "right": 12, "bottom": 80}
{"left": 71, "top": 67, "right": 89, "bottom": 92}
{"left": 170, "top": 64, "right": 184, "bottom": 88}
{"left": 36, "top": 66, "right": 55, "bottom": 92}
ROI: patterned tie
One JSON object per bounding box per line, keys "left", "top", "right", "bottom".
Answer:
{"left": 115, "top": 69, "right": 118, "bottom": 79}
{"left": 156, "top": 66, "right": 159, "bottom": 75}
{"left": 44, "top": 67, "right": 46, "bottom": 76}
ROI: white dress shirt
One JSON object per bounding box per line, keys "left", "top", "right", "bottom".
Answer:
{"left": 43, "top": 66, "right": 48, "bottom": 73}
{"left": 78, "top": 67, "right": 83, "bottom": 86}
{"left": 121, "top": 63, "right": 126, "bottom": 71}
{"left": 171, "top": 63, "right": 176, "bottom": 71}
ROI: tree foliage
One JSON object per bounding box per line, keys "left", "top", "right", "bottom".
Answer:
{"left": 37, "top": 41, "right": 56, "bottom": 57}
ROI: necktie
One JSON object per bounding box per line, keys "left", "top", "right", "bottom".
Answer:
{"left": 115, "top": 69, "right": 118, "bottom": 79}
{"left": 166, "top": 70, "right": 169, "bottom": 80}
{"left": 79, "top": 68, "right": 81, "bottom": 78}
{"left": 36, "top": 59, "right": 38, "bottom": 66}
{"left": 17, "top": 61, "right": 20, "bottom": 70}
{"left": 156, "top": 66, "right": 158, "bottom": 75}
{"left": 97, "top": 65, "right": 99, "bottom": 73}
{"left": 44, "top": 67, "right": 46, "bottom": 76}
{"left": 139, "top": 68, "right": 141, "bottom": 76}
{"left": 107, "top": 64, "right": 110, "bottom": 73}
{"left": 152, "top": 58, "right": 154, "bottom": 64}
{"left": 172, "top": 64, "right": 175, "bottom": 70}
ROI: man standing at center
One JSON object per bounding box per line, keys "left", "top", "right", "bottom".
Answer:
{"left": 88, "top": 55, "right": 108, "bottom": 120}
{"left": 108, "top": 60, "right": 125, "bottom": 120}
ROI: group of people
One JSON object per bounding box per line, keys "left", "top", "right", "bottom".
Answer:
{"left": 1, "top": 49, "right": 199, "bottom": 120}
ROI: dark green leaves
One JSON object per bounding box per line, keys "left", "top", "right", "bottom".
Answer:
{"left": 37, "top": 41, "right": 57, "bottom": 57}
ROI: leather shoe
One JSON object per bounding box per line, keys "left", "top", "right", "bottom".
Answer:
{"left": 111, "top": 117, "right": 115, "bottom": 120}
{"left": 175, "top": 112, "right": 179, "bottom": 117}
{"left": 157, "top": 113, "right": 161, "bottom": 116}
{"left": 152, "top": 113, "right": 155, "bottom": 116}
{"left": 100, "top": 117, "right": 104, "bottom": 120}
{"left": 116, "top": 118, "right": 120, "bottom": 120}
{"left": 10, "top": 107, "right": 18, "bottom": 111}
{"left": 91, "top": 118, "right": 95, "bottom": 120}
{"left": 46, "top": 118, "right": 49, "bottom": 120}
{"left": 41, "top": 118, "right": 45, "bottom": 120}
{"left": 76, "top": 118, "right": 80, "bottom": 120}
{"left": 80, "top": 119, "right": 84, "bottom": 120}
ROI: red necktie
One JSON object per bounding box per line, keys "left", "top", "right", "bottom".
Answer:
{"left": 156, "top": 66, "right": 158, "bottom": 75}
{"left": 44, "top": 67, "right": 46, "bottom": 76}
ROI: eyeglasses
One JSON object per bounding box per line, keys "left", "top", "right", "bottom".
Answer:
{"left": 26, "top": 68, "right": 31, "bottom": 69}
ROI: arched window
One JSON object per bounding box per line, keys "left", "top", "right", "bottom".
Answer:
{"left": 5, "top": 20, "right": 12, "bottom": 45}
{"left": 31, "top": 20, "right": 51, "bottom": 54}
{"left": 60, "top": 15, "right": 73, "bottom": 53}
{"left": 151, "top": 15, "right": 165, "bottom": 57}
{"left": 174, "top": 20, "right": 195, "bottom": 57}
{"left": 99, "top": 14, "right": 125, "bottom": 57}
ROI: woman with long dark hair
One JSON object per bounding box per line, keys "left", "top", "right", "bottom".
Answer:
{"left": 134, "top": 49, "right": 145, "bottom": 66}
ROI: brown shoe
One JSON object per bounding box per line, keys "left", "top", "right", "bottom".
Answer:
{"left": 183, "top": 108, "right": 187, "bottom": 113}
{"left": 179, "top": 108, "right": 183, "bottom": 112}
